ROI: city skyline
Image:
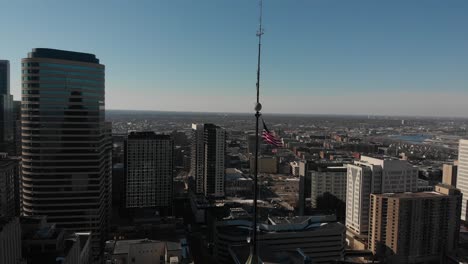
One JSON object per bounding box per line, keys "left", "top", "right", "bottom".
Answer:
{"left": 2, "top": 1, "right": 468, "bottom": 263}
{"left": 2, "top": 0, "right": 468, "bottom": 116}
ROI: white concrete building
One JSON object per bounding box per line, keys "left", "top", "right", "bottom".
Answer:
{"left": 346, "top": 156, "right": 418, "bottom": 235}
{"left": 310, "top": 166, "right": 347, "bottom": 208}
{"left": 360, "top": 156, "right": 418, "bottom": 193}
{"left": 456, "top": 139, "right": 468, "bottom": 221}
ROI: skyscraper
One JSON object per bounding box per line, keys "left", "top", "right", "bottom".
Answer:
{"left": 124, "top": 131, "right": 173, "bottom": 214}
{"left": 346, "top": 163, "right": 375, "bottom": 235}
{"left": 21, "top": 48, "right": 112, "bottom": 260}
{"left": 203, "top": 124, "right": 226, "bottom": 197}
{"left": 369, "top": 184, "right": 461, "bottom": 263}
{"left": 0, "top": 60, "right": 14, "bottom": 153}
{"left": 457, "top": 139, "right": 468, "bottom": 221}
{"left": 191, "top": 124, "right": 205, "bottom": 194}
{"left": 191, "top": 123, "right": 226, "bottom": 197}
{"left": 346, "top": 156, "right": 418, "bottom": 235}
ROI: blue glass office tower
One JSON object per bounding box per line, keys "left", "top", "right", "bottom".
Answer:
{"left": 21, "top": 49, "right": 112, "bottom": 261}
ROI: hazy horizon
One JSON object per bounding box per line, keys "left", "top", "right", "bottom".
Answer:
{"left": 2, "top": 0, "right": 468, "bottom": 117}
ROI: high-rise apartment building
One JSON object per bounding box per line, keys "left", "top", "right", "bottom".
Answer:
{"left": 457, "top": 139, "right": 468, "bottom": 221}
{"left": 298, "top": 160, "right": 344, "bottom": 215}
{"left": 346, "top": 163, "right": 375, "bottom": 235}
{"left": 124, "top": 132, "right": 173, "bottom": 212}
{"left": 191, "top": 123, "right": 226, "bottom": 197}
{"left": 0, "top": 60, "right": 14, "bottom": 153}
{"left": 369, "top": 184, "right": 461, "bottom": 263}
{"left": 346, "top": 156, "right": 418, "bottom": 235}
{"left": 310, "top": 166, "right": 347, "bottom": 208}
{"left": 21, "top": 48, "right": 112, "bottom": 260}
{"left": 191, "top": 124, "right": 206, "bottom": 194}
{"left": 203, "top": 124, "right": 226, "bottom": 197}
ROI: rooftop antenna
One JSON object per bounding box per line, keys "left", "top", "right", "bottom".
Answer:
{"left": 246, "top": 0, "right": 264, "bottom": 263}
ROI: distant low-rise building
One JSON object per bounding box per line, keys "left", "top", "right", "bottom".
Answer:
{"left": 104, "top": 239, "right": 189, "bottom": 264}
{"left": 0, "top": 217, "right": 22, "bottom": 264}
{"left": 417, "top": 178, "right": 434, "bottom": 192}
{"left": 290, "top": 161, "right": 300, "bottom": 176}
{"left": 20, "top": 216, "right": 91, "bottom": 264}
{"left": 225, "top": 168, "right": 253, "bottom": 197}
{"left": 215, "top": 214, "right": 345, "bottom": 264}
{"left": 250, "top": 156, "right": 278, "bottom": 174}
{"left": 0, "top": 153, "right": 20, "bottom": 217}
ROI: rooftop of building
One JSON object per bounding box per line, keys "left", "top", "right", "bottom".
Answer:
{"left": 268, "top": 216, "right": 317, "bottom": 225}
{"left": 225, "top": 208, "right": 251, "bottom": 220}
{"left": 373, "top": 185, "right": 459, "bottom": 199}
{"left": 27, "top": 48, "right": 100, "bottom": 64}
{"left": 268, "top": 214, "right": 336, "bottom": 225}
{"left": 192, "top": 123, "right": 222, "bottom": 129}
{"left": 127, "top": 131, "right": 172, "bottom": 140}
{"left": 311, "top": 165, "right": 347, "bottom": 172}
{"left": 107, "top": 238, "right": 181, "bottom": 255}
{"left": 361, "top": 154, "right": 398, "bottom": 160}
{"left": 373, "top": 192, "right": 443, "bottom": 199}
{"left": 110, "top": 239, "right": 162, "bottom": 255}
{"left": 226, "top": 168, "right": 252, "bottom": 181}
{"left": 230, "top": 244, "right": 311, "bottom": 264}
{"left": 216, "top": 214, "right": 341, "bottom": 235}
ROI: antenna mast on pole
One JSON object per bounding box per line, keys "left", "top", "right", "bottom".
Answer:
{"left": 247, "top": 0, "right": 264, "bottom": 263}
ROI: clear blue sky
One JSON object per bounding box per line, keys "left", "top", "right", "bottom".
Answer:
{"left": 1, "top": 0, "right": 468, "bottom": 117}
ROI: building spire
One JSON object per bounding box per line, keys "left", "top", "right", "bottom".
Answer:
{"left": 247, "top": 0, "right": 264, "bottom": 263}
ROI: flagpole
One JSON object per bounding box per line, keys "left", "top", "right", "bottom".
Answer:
{"left": 247, "top": 0, "right": 263, "bottom": 263}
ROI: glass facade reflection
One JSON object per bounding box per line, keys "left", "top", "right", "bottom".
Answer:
{"left": 21, "top": 48, "right": 112, "bottom": 261}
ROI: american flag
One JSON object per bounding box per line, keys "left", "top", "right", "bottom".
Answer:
{"left": 262, "top": 119, "right": 283, "bottom": 147}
